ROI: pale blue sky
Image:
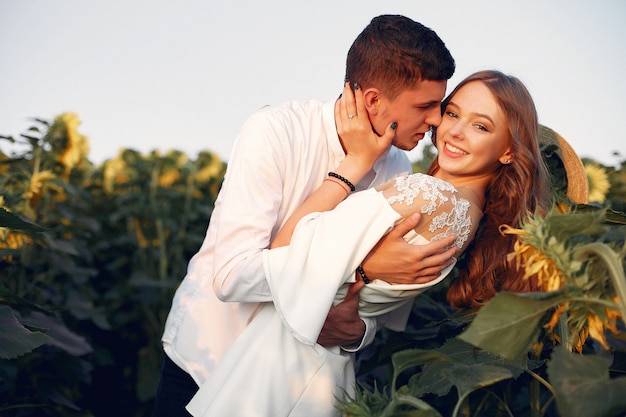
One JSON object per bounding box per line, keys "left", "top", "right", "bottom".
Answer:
{"left": 1, "top": 0, "right": 625, "bottom": 166}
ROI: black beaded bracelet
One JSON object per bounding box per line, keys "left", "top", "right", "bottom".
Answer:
{"left": 328, "top": 172, "right": 355, "bottom": 192}
{"left": 356, "top": 264, "right": 371, "bottom": 284}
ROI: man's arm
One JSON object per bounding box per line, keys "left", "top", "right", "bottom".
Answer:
{"left": 316, "top": 279, "right": 365, "bottom": 347}
{"left": 210, "top": 109, "right": 291, "bottom": 303}
{"left": 317, "top": 214, "right": 455, "bottom": 348}
{"left": 271, "top": 83, "right": 395, "bottom": 249}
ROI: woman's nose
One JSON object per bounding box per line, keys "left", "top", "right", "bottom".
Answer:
{"left": 448, "top": 121, "right": 464, "bottom": 139}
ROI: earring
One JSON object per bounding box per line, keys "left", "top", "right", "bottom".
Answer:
{"left": 503, "top": 159, "right": 511, "bottom": 164}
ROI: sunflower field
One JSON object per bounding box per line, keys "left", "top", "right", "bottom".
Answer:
{"left": 1, "top": 114, "right": 225, "bottom": 416}
{"left": 1, "top": 114, "right": 625, "bottom": 416}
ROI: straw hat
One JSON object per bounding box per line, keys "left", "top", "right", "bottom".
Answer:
{"left": 538, "top": 125, "right": 589, "bottom": 204}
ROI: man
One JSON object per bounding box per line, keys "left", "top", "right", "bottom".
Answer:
{"left": 153, "top": 14, "right": 456, "bottom": 416}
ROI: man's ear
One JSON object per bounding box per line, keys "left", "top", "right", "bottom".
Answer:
{"left": 362, "top": 88, "right": 381, "bottom": 116}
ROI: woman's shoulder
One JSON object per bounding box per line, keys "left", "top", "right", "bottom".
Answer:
{"left": 380, "top": 173, "right": 481, "bottom": 253}
{"left": 384, "top": 173, "right": 459, "bottom": 206}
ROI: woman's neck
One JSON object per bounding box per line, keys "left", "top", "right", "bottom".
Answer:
{"left": 434, "top": 172, "right": 489, "bottom": 211}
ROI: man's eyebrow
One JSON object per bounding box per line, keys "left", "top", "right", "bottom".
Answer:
{"left": 418, "top": 100, "right": 441, "bottom": 107}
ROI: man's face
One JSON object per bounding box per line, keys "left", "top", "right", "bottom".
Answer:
{"left": 372, "top": 80, "right": 447, "bottom": 151}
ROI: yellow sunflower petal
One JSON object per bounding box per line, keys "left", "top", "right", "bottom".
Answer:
{"left": 544, "top": 304, "right": 567, "bottom": 331}
{"left": 587, "top": 314, "right": 610, "bottom": 350}
{"left": 58, "top": 113, "right": 90, "bottom": 174}
{"left": 585, "top": 164, "right": 611, "bottom": 203}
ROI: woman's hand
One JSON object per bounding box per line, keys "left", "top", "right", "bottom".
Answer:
{"left": 335, "top": 82, "right": 397, "bottom": 171}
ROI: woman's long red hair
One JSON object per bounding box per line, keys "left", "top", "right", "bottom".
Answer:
{"left": 427, "top": 70, "right": 551, "bottom": 310}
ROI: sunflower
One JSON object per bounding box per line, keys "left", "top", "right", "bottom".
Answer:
{"left": 0, "top": 152, "right": 9, "bottom": 176}
{"left": 504, "top": 228, "right": 565, "bottom": 292}
{"left": 158, "top": 169, "right": 181, "bottom": 187}
{"left": 194, "top": 158, "right": 223, "bottom": 184}
{"left": 0, "top": 201, "right": 33, "bottom": 260}
{"left": 58, "top": 113, "right": 90, "bottom": 177}
{"left": 0, "top": 231, "right": 32, "bottom": 261}
{"left": 501, "top": 208, "right": 624, "bottom": 353}
{"left": 103, "top": 155, "right": 129, "bottom": 193}
{"left": 23, "top": 170, "right": 57, "bottom": 207}
{"left": 584, "top": 163, "right": 610, "bottom": 203}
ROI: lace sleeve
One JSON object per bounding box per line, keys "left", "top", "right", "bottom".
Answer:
{"left": 380, "top": 173, "right": 475, "bottom": 252}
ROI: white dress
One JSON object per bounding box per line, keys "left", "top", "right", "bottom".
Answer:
{"left": 186, "top": 174, "right": 475, "bottom": 417}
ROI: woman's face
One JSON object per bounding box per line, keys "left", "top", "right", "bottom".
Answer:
{"left": 435, "top": 81, "right": 512, "bottom": 181}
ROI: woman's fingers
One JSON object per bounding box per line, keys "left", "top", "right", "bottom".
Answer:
{"left": 334, "top": 81, "right": 395, "bottom": 165}
{"left": 341, "top": 82, "right": 356, "bottom": 121}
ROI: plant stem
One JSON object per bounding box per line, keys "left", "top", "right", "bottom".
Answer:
{"left": 573, "top": 242, "right": 626, "bottom": 320}
{"left": 557, "top": 305, "right": 571, "bottom": 351}
{"left": 149, "top": 163, "right": 168, "bottom": 283}
{"left": 525, "top": 369, "right": 558, "bottom": 399}
{"left": 383, "top": 395, "right": 441, "bottom": 417}
{"left": 529, "top": 377, "right": 541, "bottom": 417}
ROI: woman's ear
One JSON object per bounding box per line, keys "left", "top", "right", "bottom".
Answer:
{"left": 499, "top": 148, "right": 513, "bottom": 164}
{"left": 362, "top": 88, "right": 381, "bottom": 116}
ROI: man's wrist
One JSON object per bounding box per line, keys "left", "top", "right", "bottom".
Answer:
{"left": 341, "top": 318, "right": 373, "bottom": 352}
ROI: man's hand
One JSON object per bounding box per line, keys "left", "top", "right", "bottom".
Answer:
{"left": 317, "top": 279, "right": 365, "bottom": 347}
{"left": 363, "top": 213, "right": 457, "bottom": 285}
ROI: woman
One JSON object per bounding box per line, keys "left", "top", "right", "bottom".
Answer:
{"left": 438, "top": 72, "right": 551, "bottom": 309}
{"left": 186, "top": 70, "right": 551, "bottom": 417}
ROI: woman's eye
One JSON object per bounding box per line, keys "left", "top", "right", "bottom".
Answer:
{"left": 474, "top": 124, "right": 488, "bottom": 132}
{"left": 445, "top": 111, "right": 457, "bottom": 118}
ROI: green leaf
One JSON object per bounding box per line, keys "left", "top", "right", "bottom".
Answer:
{"left": 407, "top": 339, "right": 524, "bottom": 399}
{"left": 392, "top": 348, "right": 455, "bottom": 383}
{"left": 545, "top": 209, "right": 607, "bottom": 241}
{"left": 44, "top": 233, "right": 80, "bottom": 255}
{"left": 21, "top": 312, "right": 93, "bottom": 356}
{"left": 0, "top": 282, "right": 50, "bottom": 314}
{"left": 458, "top": 291, "right": 571, "bottom": 359}
{"left": 437, "top": 338, "right": 527, "bottom": 371}
{"left": 410, "top": 361, "right": 514, "bottom": 401}
{"left": 572, "top": 203, "right": 626, "bottom": 225}
{"left": 0, "top": 305, "right": 52, "bottom": 359}
{"left": 548, "top": 346, "right": 626, "bottom": 417}
{"left": 445, "top": 362, "right": 514, "bottom": 415}
{"left": 386, "top": 395, "right": 443, "bottom": 417}
{"left": 0, "top": 207, "right": 46, "bottom": 232}
{"left": 336, "top": 383, "right": 392, "bottom": 417}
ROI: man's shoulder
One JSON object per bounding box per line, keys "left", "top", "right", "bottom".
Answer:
{"left": 386, "top": 146, "right": 411, "bottom": 162}
{"left": 378, "top": 146, "right": 411, "bottom": 173}
{"left": 370, "top": 147, "right": 412, "bottom": 188}
{"left": 242, "top": 99, "right": 334, "bottom": 141}
{"left": 235, "top": 99, "right": 335, "bottom": 153}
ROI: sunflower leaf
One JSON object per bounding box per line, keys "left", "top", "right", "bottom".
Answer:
{"left": 458, "top": 291, "right": 571, "bottom": 359}
{"left": 548, "top": 346, "right": 626, "bottom": 417}
{"left": 0, "top": 207, "right": 46, "bottom": 232}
